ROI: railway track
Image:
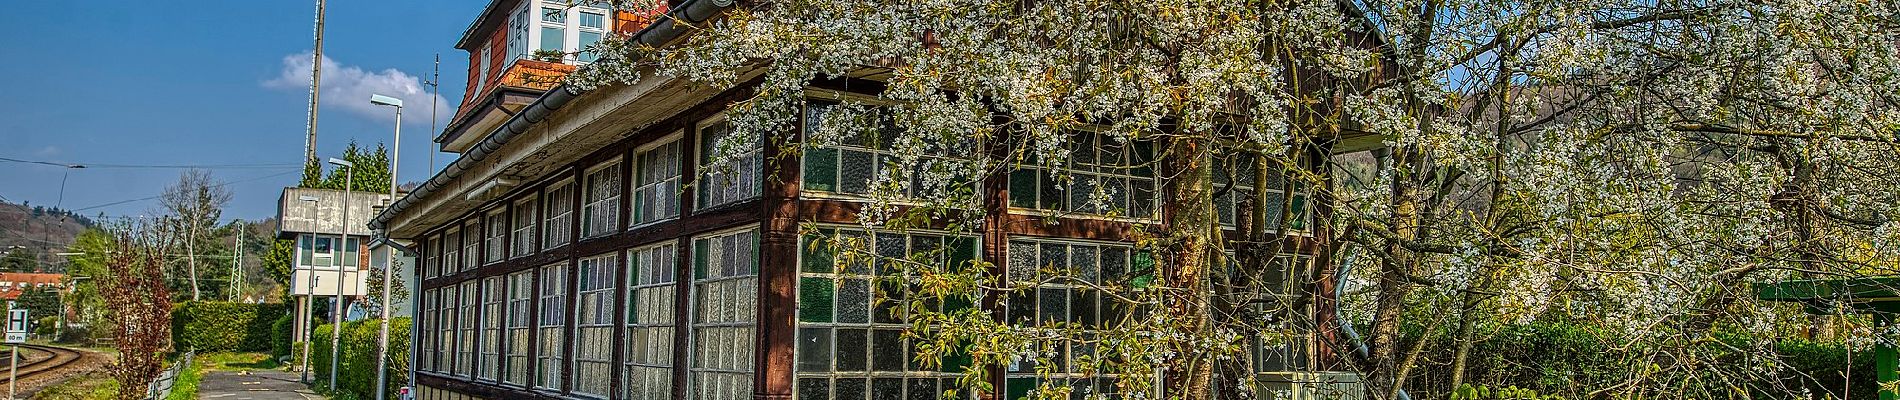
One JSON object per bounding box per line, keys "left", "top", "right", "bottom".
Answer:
{"left": 0, "top": 343, "right": 84, "bottom": 385}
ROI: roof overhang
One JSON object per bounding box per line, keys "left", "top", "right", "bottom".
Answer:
{"left": 454, "top": 0, "right": 524, "bottom": 51}
{"left": 437, "top": 87, "right": 545, "bottom": 153}
{"left": 381, "top": 71, "right": 754, "bottom": 239}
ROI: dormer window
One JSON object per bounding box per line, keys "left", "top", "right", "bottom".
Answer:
{"left": 505, "top": 0, "right": 610, "bottom": 65}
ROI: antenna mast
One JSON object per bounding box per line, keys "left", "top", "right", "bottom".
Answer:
{"left": 427, "top": 53, "right": 440, "bottom": 174}
{"left": 303, "top": 0, "right": 327, "bottom": 168}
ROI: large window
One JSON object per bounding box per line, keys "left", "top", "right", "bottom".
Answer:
{"left": 632, "top": 137, "right": 683, "bottom": 226}
{"left": 461, "top": 220, "right": 481, "bottom": 271}
{"left": 538, "top": 6, "right": 565, "bottom": 54}
{"left": 697, "top": 118, "right": 762, "bottom": 210}
{"left": 507, "top": 3, "right": 531, "bottom": 62}
{"left": 800, "top": 103, "right": 978, "bottom": 198}
{"left": 795, "top": 228, "right": 975, "bottom": 400}
{"left": 624, "top": 242, "right": 677, "bottom": 399}
{"left": 1008, "top": 131, "right": 1158, "bottom": 219}
{"left": 475, "top": 44, "right": 491, "bottom": 96}
{"left": 438, "top": 285, "right": 458, "bottom": 375}
{"left": 297, "top": 235, "right": 359, "bottom": 268}
{"left": 545, "top": 180, "right": 576, "bottom": 248}
{"left": 536, "top": 263, "right": 568, "bottom": 391}
{"left": 485, "top": 212, "right": 508, "bottom": 264}
{"left": 504, "top": 271, "right": 534, "bottom": 386}
{"left": 512, "top": 198, "right": 538, "bottom": 258}
{"left": 691, "top": 229, "right": 758, "bottom": 399}
{"left": 1249, "top": 255, "right": 1310, "bottom": 374}
{"left": 493, "top": 0, "right": 615, "bottom": 65}
{"left": 480, "top": 277, "right": 504, "bottom": 381}
{"left": 442, "top": 231, "right": 461, "bottom": 274}
{"left": 575, "top": 9, "right": 606, "bottom": 62}
{"left": 573, "top": 253, "right": 619, "bottom": 397}
{"left": 581, "top": 161, "right": 622, "bottom": 238}
{"left": 457, "top": 280, "right": 480, "bottom": 377}
{"left": 1002, "top": 239, "right": 1156, "bottom": 399}
{"left": 418, "top": 289, "right": 436, "bottom": 372}
{"left": 1214, "top": 156, "right": 1310, "bottom": 232}
{"left": 423, "top": 238, "right": 437, "bottom": 279}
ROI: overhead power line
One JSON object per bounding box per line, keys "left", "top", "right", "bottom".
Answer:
{"left": 68, "top": 169, "right": 301, "bottom": 212}
{"left": 0, "top": 157, "right": 81, "bottom": 168}
{"left": 0, "top": 156, "right": 299, "bottom": 170}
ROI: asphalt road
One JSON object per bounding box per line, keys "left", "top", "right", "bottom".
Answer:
{"left": 196, "top": 369, "right": 324, "bottom": 400}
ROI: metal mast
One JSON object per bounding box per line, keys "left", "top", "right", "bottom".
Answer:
{"left": 426, "top": 54, "right": 440, "bottom": 174}
{"left": 303, "top": 0, "right": 327, "bottom": 167}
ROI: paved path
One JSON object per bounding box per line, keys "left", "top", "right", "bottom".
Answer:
{"left": 197, "top": 369, "right": 324, "bottom": 400}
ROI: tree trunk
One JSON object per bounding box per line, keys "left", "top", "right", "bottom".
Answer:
{"left": 1369, "top": 145, "right": 1423, "bottom": 399}
{"left": 1165, "top": 131, "right": 1220, "bottom": 399}
{"left": 187, "top": 222, "right": 201, "bottom": 301}
{"left": 1448, "top": 291, "right": 1478, "bottom": 391}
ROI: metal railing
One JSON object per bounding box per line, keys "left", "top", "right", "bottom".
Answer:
{"left": 144, "top": 351, "right": 193, "bottom": 400}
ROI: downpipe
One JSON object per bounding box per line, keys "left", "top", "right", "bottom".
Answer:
{"left": 1334, "top": 249, "right": 1412, "bottom": 400}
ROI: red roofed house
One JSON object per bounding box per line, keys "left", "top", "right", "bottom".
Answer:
{"left": 0, "top": 272, "right": 66, "bottom": 300}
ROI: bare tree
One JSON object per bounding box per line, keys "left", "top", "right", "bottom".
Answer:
{"left": 99, "top": 220, "right": 174, "bottom": 400}
{"left": 158, "top": 169, "right": 231, "bottom": 301}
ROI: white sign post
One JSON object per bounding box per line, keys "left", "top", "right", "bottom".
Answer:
{"left": 6, "top": 302, "right": 26, "bottom": 400}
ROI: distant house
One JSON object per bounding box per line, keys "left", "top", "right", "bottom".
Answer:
{"left": 277, "top": 187, "right": 389, "bottom": 334}
{"left": 0, "top": 272, "right": 65, "bottom": 300}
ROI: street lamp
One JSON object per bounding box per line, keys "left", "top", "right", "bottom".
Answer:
{"left": 368, "top": 93, "right": 402, "bottom": 400}
{"left": 296, "top": 194, "right": 319, "bottom": 384}
{"left": 325, "top": 157, "right": 353, "bottom": 392}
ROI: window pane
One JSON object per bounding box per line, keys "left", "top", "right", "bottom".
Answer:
{"left": 836, "top": 278, "right": 870, "bottom": 324}
{"left": 578, "top": 31, "right": 602, "bottom": 62}
{"left": 799, "top": 277, "right": 833, "bottom": 323}
{"left": 803, "top": 148, "right": 838, "bottom": 192}
{"left": 1008, "top": 169, "right": 1037, "bottom": 208}
{"left": 540, "top": 26, "right": 564, "bottom": 53}
{"left": 797, "top": 327, "right": 832, "bottom": 372}
{"left": 839, "top": 150, "right": 874, "bottom": 194}
{"left": 579, "top": 11, "right": 606, "bottom": 29}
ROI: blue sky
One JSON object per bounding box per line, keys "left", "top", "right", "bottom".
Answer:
{"left": 0, "top": 0, "right": 479, "bottom": 221}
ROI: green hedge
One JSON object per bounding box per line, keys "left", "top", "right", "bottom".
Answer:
{"left": 1400, "top": 321, "right": 1877, "bottom": 399}
{"left": 171, "top": 302, "right": 288, "bottom": 352}
{"left": 313, "top": 318, "right": 411, "bottom": 400}
{"left": 271, "top": 313, "right": 293, "bottom": 357}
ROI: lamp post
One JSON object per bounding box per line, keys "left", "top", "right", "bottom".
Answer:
{"left": 369, "top": 93, "right": 402, "bottom": 400}
{"left": 296, "top": 195, "right": 319, "bottom": 384}
{"left": 325, "top": 157, "right": 353, "bottom": 392}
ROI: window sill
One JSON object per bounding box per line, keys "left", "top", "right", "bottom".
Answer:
{"left": 626, "top": 217, "right": 679, "bottom": 232}
{"left": 693, "top": 196, "right": 761, "bottom": 214}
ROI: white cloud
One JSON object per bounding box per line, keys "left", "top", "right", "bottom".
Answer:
{"left": 264, "top": 52, "right": 450, "bottom": 128}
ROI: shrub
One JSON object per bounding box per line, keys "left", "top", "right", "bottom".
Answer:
{"left": 270, "top": 313, "right": 293, "bottom": 357}
{"left": 32, "top": 316, "right": 57, "bottom": 337}
{"left": 1400, "top": 321, "right": 1877, "bottom": 399}
{"left": 313, "top": 318, "right": 411, "bottom": 400}
{"left": 171, "top": 301, "right": 288, "bottom": 352}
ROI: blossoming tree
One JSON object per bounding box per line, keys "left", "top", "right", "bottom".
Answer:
{"left": 574, "top": 0, "right": 1900, "bottom": 398}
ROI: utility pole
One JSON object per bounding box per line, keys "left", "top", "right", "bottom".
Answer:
{"left": 304, "top": 0, "right": 328, "bottom": 168}
{"left": 426, "top": 53, "right": 440, "bottom": 175}
{"left": 327, "top": 158, "right": 354, "bottom": 392}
